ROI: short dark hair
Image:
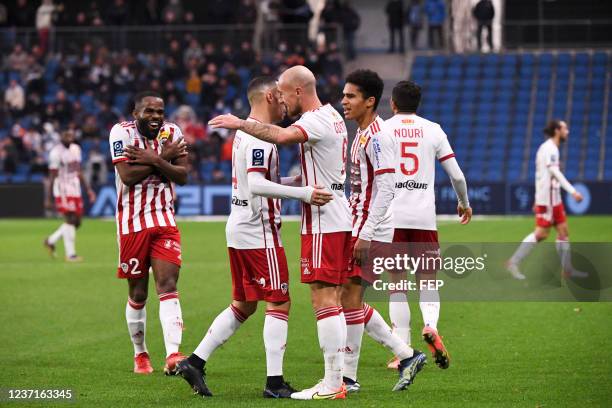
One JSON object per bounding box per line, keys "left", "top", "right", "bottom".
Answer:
{"left": 543, "top": 119, "right": 563, "bottom": 137}
{"left": 345, "top": 69, "right": 384, "bottom": 110}
{"left": 246, "top": 76, "right": 277, "bottom": 104}
{"left": 392, "top": 80, "right": 421, "bottom": 113}
{"left": 133, "top": 91, "right": 163, "bottom": 111}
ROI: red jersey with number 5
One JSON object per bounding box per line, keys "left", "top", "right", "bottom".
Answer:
{"left": 386, "top": 113, "right": 455, "bottom": 231}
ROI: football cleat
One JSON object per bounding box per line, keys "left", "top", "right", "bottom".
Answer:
{"left": 263, "top": 380, "right": 297, "bottom": 398}
{"left": 343, "top": 377, "right": 361, "bottom": 393}
{"left": 175, "top": 359, "right": 213, "bottom": 397}
{"left": 387, "top": 356, "right": 400, "bottom": 370}
{"left": 563, "top": 269, "right": 588, "bottom": 279}
{"left": 164, "top": 352, "right": 186, "bottom": 375}
{"left": 43, "top": 239, "right": 57, "bottom": 258}
{"left": 133, "top": 352, "right": 153, "bottom": 374}
{"left": 422, "top": 326, "right": 450, "bottom": 369}
{"left": 393, "top": 350, "right": 427, "bottom": 391}
{"left": 290, "top": 380, "right": 346, "bottom": 400}
{"left": 65, "top": 255, "right": 83, "bottom": 263}
{"left": 506, "top": 261, "right": 526, "bottom": 280}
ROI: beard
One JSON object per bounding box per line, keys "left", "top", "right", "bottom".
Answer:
{"left": 136, "top": 118, "right": 159, "bottom": 139}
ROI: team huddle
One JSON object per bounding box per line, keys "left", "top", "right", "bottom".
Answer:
{"left": 43, "top": 62, "right": 584, "bottom": 400}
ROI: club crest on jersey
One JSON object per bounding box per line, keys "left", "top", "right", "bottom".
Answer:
{"left": 157, "top": 129, "right": 171, "bottom": 144}
{"left": 281, "top": 283, "right": 288, "bottom": 294}
{"left": 113, "top": 141, "right": 124, "bottom": 157}
{"left": 359, "top": 134, "right": 368, "bottom": 146}
{"left": 120, "top": 262, "right": 128, "bottom": 272}
{"left": 252, "top": 149, "right": 264, "bottom": 166}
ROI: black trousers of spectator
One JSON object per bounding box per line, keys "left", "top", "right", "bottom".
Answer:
{"left": 345, "top": 31, "right": 357, "bottom": 60}
{"left": 389, "top": 25, "right": 405, "bottom": 53}
{"left": 477, "top": 22, "right": 493, "bottom": 51}
{"left": 428, "top": 25, "right": 443, "bottom": 49}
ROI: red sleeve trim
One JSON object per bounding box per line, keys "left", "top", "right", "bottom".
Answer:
{"left": 112, "top": 157, "right": 129, "bottom": 164}
{"left": 374, "top": 168, "right": 396, "bottom": 176}
{"left": 247, "top": 167, "right": 267, "bottom": 173}
{"left": 438, "top": 153, "right": 456, "bottom": 163}
{"left": 291, "top": 124, "right": 308, "bottom": 141}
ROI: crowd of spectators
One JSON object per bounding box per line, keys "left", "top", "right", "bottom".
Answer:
{"left": 0, "top": 0, "right": 344, "bottom": 187}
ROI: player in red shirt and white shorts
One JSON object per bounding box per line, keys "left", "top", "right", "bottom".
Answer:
{"left": 110, "top": 91, "right": 189, "bottom": 376}
{"left": 44, "top": 129, "right": 96, "bottom": 262}
{"left": 210, "top": 66, "right": 352, "bottom": 400}
{"left": 341, "top": 69, "right": 427, "bottom": 393}
{"left": 507, "top": 120, "right": 586, "bottom": 280}
{"left": 385, "top": 81, "right": 472, "bottom": 370}
{"left": 176, "top": 77, "right": 331, "bottom": 399}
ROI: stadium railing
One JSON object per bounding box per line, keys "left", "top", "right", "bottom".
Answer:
{"left": 503, "top": 19, "right": 612, "bottom": 49}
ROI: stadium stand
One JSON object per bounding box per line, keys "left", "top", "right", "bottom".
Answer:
{"left": 410, "top": 50, "right": 611, "bottom": 183}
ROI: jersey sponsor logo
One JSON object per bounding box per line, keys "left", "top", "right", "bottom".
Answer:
{"left": 113, "top": 140, "right": 124, "bottom": 157}
{"left": 231, "top": 196, "right": 248, "bottom": 206}
{"left": 372, "top": 137, "right": 382, "bottom": 167}
{"left": 394, "top": 127, "right": 424, "bottom": 138}
{"left": 396, "top": 180, "right": 428, "bottom": 190}
{"left": 252, "top": 149, "right": 264, "bottom": 166}
{"left": 330, "top": 183, "right": 345, "bottom": 191}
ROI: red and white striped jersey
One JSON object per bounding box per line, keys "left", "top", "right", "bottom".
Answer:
{"left": 48, "top": 143, "right": 82, "bottom": 198}
{"left": 292, "top": 104, "right": 352, "bottom": 235}
{"left": 349, "top": 116, "right": 397, "bottom": 242}
{"left": 535, "top": 139, "right": 562, "bottom": 206}
{"left": 386, "top": 113, "right": 455, "bottom": 231}
{"left": 109, "top": 121, "right": 183, "bottom": 235}
{"left": 226, "top": 118, "right": 283, "bottom": 249}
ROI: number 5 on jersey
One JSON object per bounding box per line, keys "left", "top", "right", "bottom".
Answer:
{"left": 400, "top": 142, "right": 419, "bottom": 176}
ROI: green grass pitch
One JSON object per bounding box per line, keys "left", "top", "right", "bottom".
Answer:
{"left": 1, "top": 216, "right": 611, "bottom": 407}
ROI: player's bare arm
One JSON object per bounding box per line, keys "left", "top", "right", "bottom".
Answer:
{"left": 45, "top": 169, "right": 58, "bottom": 209}
{"left": 115, "top": 161, "right": 156, "bottom": 186}
{"left": 160, "top": 135, "right": 188, "bottom": 163}
{"left": 155, "top": 155, "right": 188, "bottom": 185}
{"left": 209, "top": 114, "right": 305, "bottom": 145}
{"left": 353, "top": 238, "right": 371, "bottom": 266}
{"left": 78, "top": 168, "right": 96, "bottom": 203}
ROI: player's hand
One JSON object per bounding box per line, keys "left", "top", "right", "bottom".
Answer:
{"left": 87, "top": 189, "right": 96, "bottom": 203}
{"left": 353, "top": 238, "right": 371, "bottom": 266}
{"left": 208, "top": 114, "right": 242, "bottom": 130}
{"left": 309, "top": 185, "right": 333, "bottom": 206}
{"left": 125, "top": 143, "right": 160, "bottom": 166}
{"left": 160, "top": 135, "right": 188, "bottom": 162}
{"left": 572, "top": 191, "right": 583, "bottom": 202}
{"left": 457, "top": 205, "right": 472, "bottom": 225}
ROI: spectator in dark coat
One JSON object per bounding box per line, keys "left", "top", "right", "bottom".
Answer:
{"left": 385, "top": 0, "right": 404, "bottom": 53}
{"left": 473, "top": 0, "right": 495, "bottom": 51}
{"left": 424, "top": 0, "right": 445, "bottom": 49}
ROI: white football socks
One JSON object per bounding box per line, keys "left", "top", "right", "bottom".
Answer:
{"left": 63, "top": 223, "right": 76, "bottom": 257}
{"left": 389, "top": 292, "right": 411, "bottom": 345}
{"left": 363, "top": 303, "right": 414, "bottom": 360}
{"left": 510, "top": 232, "right": 538, "bottom": 265}
{"left": 126, "top": 298, "right": 147, "bottom": 355}
{"left": 48, "top": 223, "right": 65, "bottom": 245}
{"left": 194, "top": 304, "right": 246, "bottom": 361}
{"left": 419, "top": 289, "right": 440, "bottom": 330}
{"left": 556, "top": 238, "right": 572, "bottom": 272}
{"left": 315, "top": 307, "right": 344, "bottom": 390}
{"left": 264, "top": 310, "right": 289, "bottom": 377}
{"left": 158, "top": 292, "right": 183, "bottom": 357}
{"left": 343, "top": 308, "right": 364, "bottom": 382}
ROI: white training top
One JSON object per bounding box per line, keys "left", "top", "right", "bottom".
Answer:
{"left": 226, "top": 118, "right": 283, "bottom": 249}
{"left": 49, "top": 143, "right": 82, "bottom": 198}
{"left": 291, "top": 104, "right": 352, "bottom": 235}
{"left": 349, "top": 115, "right": 397, "bottom": 242}
{"left": 386, "top": 113, "right": 455, "bottom": 231}
{"left": 535, "top": 138, "right": 575, "bottom": 206}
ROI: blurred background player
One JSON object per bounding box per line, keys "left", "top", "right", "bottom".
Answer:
{"left": 507, "top": 120, "right": 586, "bottom": 280}
{"left": 176, "top": 77, "right": 332, "bottom": 399}
{"left": 44, "top": 128, "right": 95, "bottom": 262}
{"left": 341, "top": 69, "right": 426, "bottom": 393}
{"left": 210, "top": 65, "right": 352, "bottom": 400}
{"left": 110, "top": 91, "right": 189, "bottom": 375}
{"left": 385, "top": 80, "right": 471, "bottom": 370}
